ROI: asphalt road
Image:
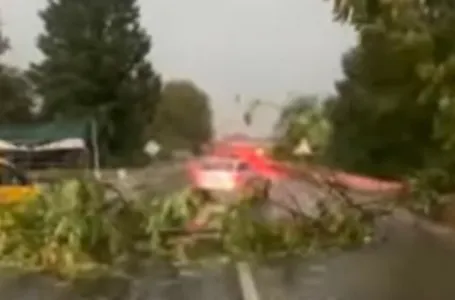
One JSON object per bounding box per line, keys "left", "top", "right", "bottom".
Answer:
{"left": 94, "top": 161, "right": 188, "bottom": 199}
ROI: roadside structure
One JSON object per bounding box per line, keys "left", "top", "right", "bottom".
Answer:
{"left": 0, "top": 118, "right": 99, "bottom": 171}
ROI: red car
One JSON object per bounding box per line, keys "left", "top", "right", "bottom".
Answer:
{"left": 188, "top": 138, "right": 407, "bottom": 199}
{"left": 185, "top": 138, "right": 408, "bottom": 230}
{"left": 187, "top": 155, "right": 270, "bottom": 202}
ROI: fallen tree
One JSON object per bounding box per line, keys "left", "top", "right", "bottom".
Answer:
{"left": 0, "top": 177, "right": 386, "bottom": 278}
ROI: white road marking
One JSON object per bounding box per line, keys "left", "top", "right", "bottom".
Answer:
{"left": 236, "top": 261, "right": 260, "bottom": 300}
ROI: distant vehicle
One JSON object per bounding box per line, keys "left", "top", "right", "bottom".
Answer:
{"left": 187, "top": 137, "right": 407, "bottom": 201}
{"left": 0, "top": 158, "right": 40, "bottom": 203}
{"left": 187, "top": 136, "right": 292, "bottom": 203}
{"left": 185, "top": 154, "right": 272, "bottom": 231}
{"left": 185, "top": 137, "right": 408, "bottom": 231}
{"left": 186, "top": 156, "right": 269, "bottom": 202}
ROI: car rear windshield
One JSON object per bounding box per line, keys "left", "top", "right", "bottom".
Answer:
{"left": 200, "top": 158, "right": 237, "bottom": 170}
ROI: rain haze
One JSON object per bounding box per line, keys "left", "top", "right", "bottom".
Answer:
{"left": 1, "top": 0, "right": 355, "bottom": 137}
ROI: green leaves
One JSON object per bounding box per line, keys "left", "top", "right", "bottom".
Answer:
{"left": 0, "top": 66, "right": 35, "bottom": 123}
{"left": 0, "top": 25, "right": 34, "bottom": 124}
{"left": 31, "top": 0, "right": 161, "bottom": 159}
{"left": 0, "top": 178, "right": 148, "bottom": 277}
{"left": 151, "top": 80, "right": 213, "bottom": 153}
{"left": 324, "top": 0, "right": 455, "bottom": 181}
{"left": 273, "top": 95, "right": 332, "bottom": 161}
{"left": 0, "top": 178, "right": 378, "bottom": 277}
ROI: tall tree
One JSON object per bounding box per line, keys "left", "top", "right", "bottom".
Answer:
{"left": 29, "top": 0, "right": 161, "bottom": 158}
{"left": 0, "top": 66, "right": 35, "bottom": 123}
{"left": 0, "top": 24, "right": 8, "bottom": 56}
{"left": 329, "top": 0, "right": 455, "bottom": 95}
{"left": 324, "top": 0, "right": 455, "bottom": 179}
{"left": 0, "top": 25, "right": 34, "bottom": 123}
{"left": 152, "top": 80, "right": 213, "bottom": 153}
{"left": 273, "top": 95, "right": 331, "bottom": 160}
{"left": 326, "top": 42, "right": 437, "bottom": 178}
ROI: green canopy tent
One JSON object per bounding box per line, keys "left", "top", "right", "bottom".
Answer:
{"left": 0, "top": 119, "right": 100, "bottom": 172}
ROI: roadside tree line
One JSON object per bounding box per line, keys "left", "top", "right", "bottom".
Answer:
{"left": 0, "top": 1, "right": 213, "bottom": 165}
{"left": 270, "top": 0, "right": 455, "bottom": 192}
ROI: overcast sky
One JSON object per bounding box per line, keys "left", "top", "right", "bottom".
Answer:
{"left": 1, "top": 0, "right": 355, "bottom": 137}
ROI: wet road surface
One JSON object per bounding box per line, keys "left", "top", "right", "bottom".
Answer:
{"left": 253, "top": 217, "right": 455, "bottom": 300}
